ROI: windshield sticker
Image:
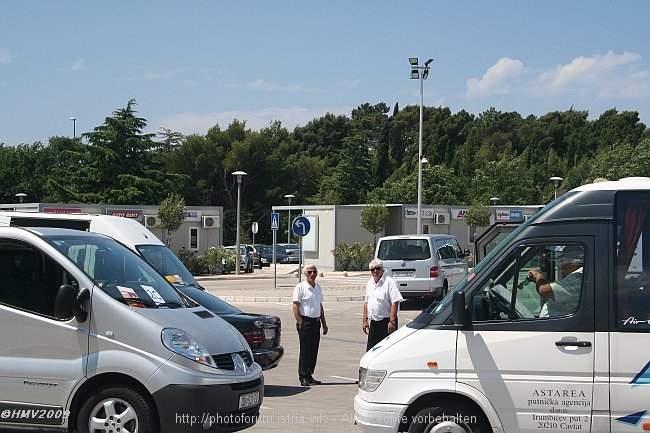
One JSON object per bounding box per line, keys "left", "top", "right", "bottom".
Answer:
{"left": 141, "top": 285, "right": 165, "bottom": 304}
{"left": 165, "top": 275, "right": 180, "bottom": 283}
{"left": 118, "top": 286, "right": 138, "bottom": 299}
{"left": 126, "top": 300, "right": 145, "bottom": 309}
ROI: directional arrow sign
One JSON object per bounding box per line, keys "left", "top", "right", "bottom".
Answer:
{"left": 292, "top": 216, "right": 311, "bottom": 237}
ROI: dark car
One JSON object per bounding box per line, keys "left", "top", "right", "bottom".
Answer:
{"left": 176, "top": 285, "right": 284, "bottom": 370}
{"left": 261, "top": 245, "right": 289, "bottom": 264}
{"left": 277, "top": 243, "right": 300, "bottom": 263}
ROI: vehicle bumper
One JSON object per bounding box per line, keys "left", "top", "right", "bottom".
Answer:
{"left": 354, "top": 394, "right": 404, "bottom": 433}
{"left": 153, "top": 377, "right": 264, "bottom": 433}
{"left": 253, "top": 346, "right": 284, "bottom": 370}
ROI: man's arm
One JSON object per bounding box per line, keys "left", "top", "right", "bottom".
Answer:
{"left": 362, "top": 302, "right": 369, "bottom": 334}
{"left": 293, "top": 301, "right": 303, "bottom": 327}
{"left": 320, "top": 303, "right": 328, "bottom": 335}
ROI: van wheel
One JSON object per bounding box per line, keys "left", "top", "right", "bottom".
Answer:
{"left": 77, "top": 386, "right": 157, "bottom": 433}
{"left": 439, "top": 281, "right": 449, "bottom": 300}
{"left": 407, "top": 404, "right": 488, "bottom": 433}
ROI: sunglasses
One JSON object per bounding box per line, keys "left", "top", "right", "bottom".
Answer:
{"left": 306, "top": 270, "right": 318, "bottom": 275}
{"left": 370, "top": 267, "right": 383, "bottom": 272}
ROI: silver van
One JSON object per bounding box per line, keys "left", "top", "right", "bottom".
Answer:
{"left": 0, "top": 226, "right": 263, "bottom": 432}
{"left": 375, "top": 234, "right": 469, "bottom": 298}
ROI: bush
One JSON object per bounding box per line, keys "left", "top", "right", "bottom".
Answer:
{"left": 202, "top": 247, "right": 235, "bottom": 274}
{"left": 332, "top": 241, "right": 374, "bottom": 271}
{"left": 178, "top": 249, "right": 207, "bottom": 275}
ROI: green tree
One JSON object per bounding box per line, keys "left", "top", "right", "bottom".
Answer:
{"left": 158, "top": 192, "right": 186, "bottom": 246}
{"left": 464, "top": 203, "right": 492, "bottom": 242}
{"left": 360, "top": 203, "right": 389, "bottom": 244}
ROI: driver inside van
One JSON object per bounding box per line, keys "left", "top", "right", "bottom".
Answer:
{"left": 526, "top": 246, "right": 584, "bottom": 317}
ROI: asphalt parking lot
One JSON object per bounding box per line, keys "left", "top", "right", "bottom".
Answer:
{"left": 233, "top": 297, "right": 426, "bottom": 433}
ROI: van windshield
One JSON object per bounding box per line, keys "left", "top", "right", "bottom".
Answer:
{"left": 46, "top": 234, "right": 184, "bottom": 308}
{"left": 136, "top": 245, "right": 200, "bottom": 287}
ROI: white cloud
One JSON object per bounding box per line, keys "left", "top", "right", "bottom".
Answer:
{"left": 71, "top": 59, "right": 86, "bottom": 71}
{"left": 465, "top": 57, "right": 525, "bottom": 97}
{"left": 246, "top": 78, "right": 322, "bottom": 94}
{"left": 536, "top": 51, "right": 645, "bottom": 97}
{"left": 465, "top": 52, "right": 649, "bottom": 101}
{"left": 0, "top": 49, "right": 12, "bottom": 64}
{"left": 157, "top": 106, "right": 352, "bottom": 136}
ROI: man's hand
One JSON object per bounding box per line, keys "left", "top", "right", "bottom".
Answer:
{"left": 322, "top": 322, "right": 328, "bottom": 335}
{"left": 362, "top": 320, "right": 369, "bottom": 335}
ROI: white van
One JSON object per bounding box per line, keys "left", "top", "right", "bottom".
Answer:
{"left": 0, "top": 212, "right": 202, "bottom": 288}
{"left": 355, "top": 177, "right": 650, "bottom": 433}
{"left": 0, "top": 226, "right": 262, "bottom": 432}
{"left": 375, "top": 234, "right": 469, "bottom": 299}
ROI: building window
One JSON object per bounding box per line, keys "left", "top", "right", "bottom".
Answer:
{"left": 189, "top": 228, "right": 198, "bottom": 251}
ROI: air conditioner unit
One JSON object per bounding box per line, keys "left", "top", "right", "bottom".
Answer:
{"left": 144, "top": 215, "right": 159, "bottom": 228}
{"left": 202, "top": 215, "right": 220, "bottom": 229}
{"left": 434, "top": 213, "right": 450, "bottom": 224}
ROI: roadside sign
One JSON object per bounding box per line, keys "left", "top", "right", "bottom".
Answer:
{"left": 292, "top": 216, "right": 311, "bottom": 237}
{"left": 271, "top": 212, "right": 279, "bottom": 230}
{"left": 252, "top": 221, "right": 258, "bottom": 234}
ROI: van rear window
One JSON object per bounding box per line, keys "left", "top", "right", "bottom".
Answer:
{"left": 377, "top": 239, "right": 431, "bottom": 261}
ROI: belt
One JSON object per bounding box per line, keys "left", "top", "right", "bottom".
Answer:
{"left": 301, "top": 315, "right": 320, "bottom": 322}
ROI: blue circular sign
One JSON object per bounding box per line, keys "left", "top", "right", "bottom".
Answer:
{"left": 292, "top": 216, "right": 311, "bottom": 237}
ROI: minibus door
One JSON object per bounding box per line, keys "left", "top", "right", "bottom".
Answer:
{"left": 457, "top": 239, "right": 594, "bottom": 432}
{"left": 0, "top": 244, "right": 90, "bottom": 426}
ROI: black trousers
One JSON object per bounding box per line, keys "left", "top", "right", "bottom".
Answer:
{"left": 297, "top": 316, "right": 321, "bottom": 379}
{"left": 366, "top": 317, "right": 398, "bottom": 351}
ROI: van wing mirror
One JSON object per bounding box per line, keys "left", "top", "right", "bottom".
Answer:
{"left": 452, "top": 291, "right": 468, "bottom": 326}
{"left": 54, "top": 285, "right": 90, "bottom": 323}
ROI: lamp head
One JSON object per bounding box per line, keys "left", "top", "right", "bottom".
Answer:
{"left": 425, "top": 58, "right": 434, "bottom": 67}
{"left": 409, "top": 57, "right": 419, "bottom": 66}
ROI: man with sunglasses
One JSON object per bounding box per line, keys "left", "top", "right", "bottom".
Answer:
{"left": 362, "top": 258, "right": 403, "bottom": 351}
{"left": 292, "top": 264, "right": 328, "bottom": 387}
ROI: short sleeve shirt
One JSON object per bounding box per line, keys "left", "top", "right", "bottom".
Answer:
{"left": 541, "top": 267, "right": 583, "bottom": 317}
{"left": 293, "top": 281, "right": 324, "bottom": 318}
{"left": 365, "top": 274, "right": 403, "bottom": 321}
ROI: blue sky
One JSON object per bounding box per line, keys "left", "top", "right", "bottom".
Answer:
{"left": 2, "top": 1, "right": 649, "bottom": 146}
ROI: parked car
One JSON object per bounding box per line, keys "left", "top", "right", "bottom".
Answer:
{"left": 253, "top": 244, "right": 269, "bottom": 267}
{"left": 261, "top": 245, "right": 289, "bottom": 264}
{"left": 246, "top": 244, "right": 267, "bottom": 268}
{"left": 224, "top": 245, "right": 254, "bottom": 273}
{"left": 176, "top": 285, "right": 284, "bottom": 370}
{"left": 277, "top": 243, "right": 300, "bottom": 263}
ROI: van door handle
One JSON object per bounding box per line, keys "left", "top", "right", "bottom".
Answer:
{"left": 555, "top": 340, "right": 591, "bottom": 347}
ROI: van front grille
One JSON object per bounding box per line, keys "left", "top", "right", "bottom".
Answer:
{"left": 212, "top": 351, "right": 254, "bottom": 370}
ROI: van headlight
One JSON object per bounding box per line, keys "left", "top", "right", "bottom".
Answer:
{"left": 162, "top": 328, "right": 216, "bottom": 368}
{"left": 358, "top": 367, "right": 386, "bottom": 392}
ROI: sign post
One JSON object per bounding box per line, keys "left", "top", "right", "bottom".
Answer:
{"left": 270, "top": 212, "right": 279, "bottom": 288}
{"left": 292, "top": 216, "right": 311, "bottom": 280}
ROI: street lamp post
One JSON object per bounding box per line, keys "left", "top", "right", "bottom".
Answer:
{"left": 490, "top": 197, "right": 500, "bottom": 206}
{"left": 549, "top": 176, "right": 564, "bottom": 200}
{"left": 284, "top": 194, "right": 294, "bottom": 244}
{"left": 70, "top": 117, "right": 76, "bottom": 138}
{"left": 232, "top": 171, "right": 247, "bottom": 275}
{"left": 410, "top": 57, "right": 433, "bottom": 234}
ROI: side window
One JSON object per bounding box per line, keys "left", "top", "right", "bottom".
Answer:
{"left": 615, "top": 192, "right": 650, "bottom": 331}
{"left": 0, "top": 241, "right": 77, "bottom": 318}
{"left": 471, "top": 243, "right": 585, "bottom": 322}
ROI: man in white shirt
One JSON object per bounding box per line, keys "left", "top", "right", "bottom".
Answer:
{"left": 362, "top": 258, "right": 403, "bottom": 351}
{"left": 292, "top": 264, "right": 328, "bottom": 386}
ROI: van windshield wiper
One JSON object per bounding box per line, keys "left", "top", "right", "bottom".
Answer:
{"left": 114, "top": 297, "right": 184, "bottom": 309}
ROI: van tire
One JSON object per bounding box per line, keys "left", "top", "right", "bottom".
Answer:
{"left": 407, "top": 404, "right": 488, "bottom": 433}
{"left": 77, "top": 386, "right": 157, "bottom": 433}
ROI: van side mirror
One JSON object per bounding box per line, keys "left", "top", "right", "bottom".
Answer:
{"left": 54, "top": 285, "right": 90, "bottom": 322}
{"left": 463, "top": 248, "right": 470, "bottom": 257}
{"left": 452, "top": 291, "right": 468, "bottom": 326}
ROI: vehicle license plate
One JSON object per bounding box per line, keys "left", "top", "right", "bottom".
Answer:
{"left": 264, "top": 328, "right": 276, "bottom": 340}
{"left": 239, "top": 391, "right": 260, "bottom": 409}
{"left": 393, "top": 270, "right": 415, "bottom": 277}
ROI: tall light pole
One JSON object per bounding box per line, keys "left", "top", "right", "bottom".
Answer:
{"left": 70, "top": 117, "right": 76, "bottom": 138}
{"left": 490, "top": 197, "right": 500, "bottom": 206}
{"left": 410, "top": 57, "right": 433, "bottom": 234}
{"left": 549, "top": 176, "right": 564, "bottom": 200}
{"left": 233, "top": 170, "right": 247, "bottom": 275}
{"left": 284, "top": 194, "right": 295, "bottom": 244}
